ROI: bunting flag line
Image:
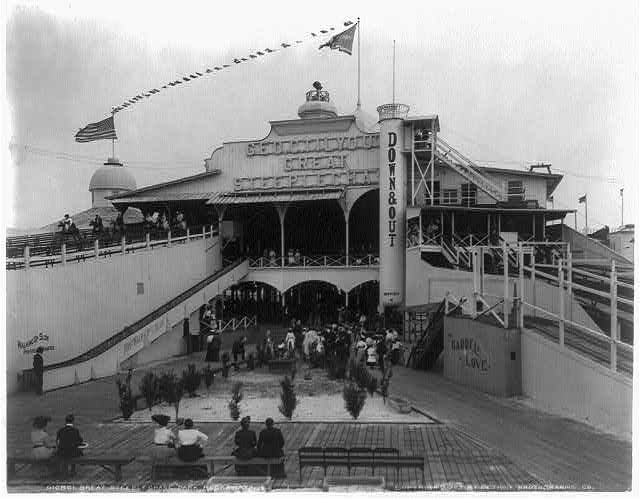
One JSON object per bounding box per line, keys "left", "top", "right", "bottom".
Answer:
{"left": 75, "top": 116, "right": 117, "bottom": 143}
{"left": 107, "top": 19, "right": 356, "bottom": 115}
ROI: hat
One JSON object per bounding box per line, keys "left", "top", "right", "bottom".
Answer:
{"left": 184, "top": 418, "right": 194, "bottom": 428}
{"left": 151, "top": 414, "right": 171, "bottom": 426}
{"left": 265, "top": 417, "right": 274, "bottom": 427}
{"left": 33, "top": 415, "right": 51, "bottom": 429}
{"left": 65, "top": 414, "right": 74, "bottom": 424}
{"left": 36, "top": 346, "right": 44, "bottom": 353}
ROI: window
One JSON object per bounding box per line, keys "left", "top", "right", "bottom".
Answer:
{"left": 442, "top": 189, "right": 458, "bottom": 205}
{"left": 461, "top": 183, "right": 477, "bottom": 206}
{"left": 507, "top": 180, "right": 525, "bottom": 201}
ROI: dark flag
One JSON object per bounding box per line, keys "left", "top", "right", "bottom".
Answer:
{"left": 579, "top": 195, "right": 587, "bottom": 203}
{"left": 75, "top": 116, "right": 117, "bottom": 143}
{"left": 319, "top": 22, "right": 357, "bottom": 55}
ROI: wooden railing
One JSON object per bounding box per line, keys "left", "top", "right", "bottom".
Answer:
{"left": 7, "top": 225, "right": 218, "bottom": 270}
{"left": 248, "top": 254, "right": 379, "bottom": 269}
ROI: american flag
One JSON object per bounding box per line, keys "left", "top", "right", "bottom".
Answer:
{"left": 75, "top": 116, "right": 117, "bottom": 143}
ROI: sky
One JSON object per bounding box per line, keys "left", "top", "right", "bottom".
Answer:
{"left": 3, "top": 0, "right": 639, "bottom": 231}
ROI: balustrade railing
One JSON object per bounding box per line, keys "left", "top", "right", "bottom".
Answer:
{"left": 248, "top": 253, "right": 379, "bottom": 269}
{"left": 7, "top": 225, "right": 218, "bottom": 270}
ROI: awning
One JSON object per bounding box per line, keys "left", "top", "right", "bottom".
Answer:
{"left": 207, "top": 188, "right": 345, "bottom": 205}
{"left": 112, "top": 192, "right": 217, "bottom": 204}
{"left": 419, "top": 204, "right": 574, "bottom": 217}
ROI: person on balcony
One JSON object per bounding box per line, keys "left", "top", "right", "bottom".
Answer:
{"left": 269, "top": 248, "right": 277, "bottom": 266}
{"left": 294, "top": 249, "right": 301, "bottom": 265}
{"left": 90, "top": 214, "right": 104, "bottom": 235}
{"left": 32, "top": 346, "right": 45, "bottom": 395}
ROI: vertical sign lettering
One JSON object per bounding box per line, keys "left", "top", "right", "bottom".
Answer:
{"left": 387, "top": 132, "right": 397, "bottom": 247}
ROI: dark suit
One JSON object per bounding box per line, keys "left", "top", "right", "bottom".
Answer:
{"left": 257, "top": 427, "right": 284, "bottom": 457}
{"left": 32, "top": 353, "right": 44, "bottom": 395}
{"left": 56, "top": 425, "right": 83, "bottom": 458}
{"left": 233, "top": 428, "right": 257, "bottom": 476}
{"left": 257, "top": 427, "right": 285, "bottom": 477}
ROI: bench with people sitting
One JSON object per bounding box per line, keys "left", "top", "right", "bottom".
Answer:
{"left": 7, "top": 414, "right": 134, "bottom": 482}
{"left": 143, "top": 415, "right": 286, "bottom": 480}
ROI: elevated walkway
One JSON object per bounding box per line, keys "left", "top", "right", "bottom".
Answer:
{"left": 33, "top": 259, "right": 249, "bottom": 391}
{"left": 242, "top": 254, "right": 379, "bottom": 293}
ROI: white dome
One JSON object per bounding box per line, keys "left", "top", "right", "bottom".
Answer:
{"left": 89, "top": 158, "right": 136, "bottom": 192}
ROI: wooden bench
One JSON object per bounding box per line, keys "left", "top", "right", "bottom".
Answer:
{"left": 7, "top": 455, "right": 134, "bottom": 481}
{"left": 268, "top": 359, "right": 296, "bottom": 373}
{"left": 298, "top": 446, "right": 423, "bottom": 486}
{"left": 141, "top": 455, "right": 285, "bottom": 480}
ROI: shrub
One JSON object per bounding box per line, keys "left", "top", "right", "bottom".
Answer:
{"left": 247, "top": 353, "right": 255, "bottom": 371}
{"left": 139, "top": 371, "right": 159, "bottom": 412}
{"left": 116, "top": 370, "right": 134, "bottom": 420}
{"left": 221, "top": 353, "right": 230, "bottom": 379}
{"left": 380, "top": 377, "right": 390, "bottom": 404}
{"left": 182, "top": 363, "right": 202, "bottom": 397}
{"left": 158, "top": 371, "right": 184, "bottom": 421}
{"left": 278, "top": 376, "right": 297, "bottom": 420}
{"left": 343, "top": 382, "right": 367, "bottom": 420}
{"left": 202, "top": 364, "right": 215, "bottom": 391}
{"left": 366, "top": 375, "right": 378, "bottom": 397}
{"left": 228, "top": 381, "right": 243, "bottom": 421}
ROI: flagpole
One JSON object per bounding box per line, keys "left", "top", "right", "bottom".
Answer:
{"left": 620, "top": 188, "right": 624, "bottom": 227}
{"left": 357, "top": 17, "right": 361, "bottom": 109}
{"left": 392, "top": 40, "right": 395, "bottom": 105}
{"left": 584, "top": 196, "right": 588, "bottom": 234}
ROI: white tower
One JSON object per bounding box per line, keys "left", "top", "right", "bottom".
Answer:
{"left": 377, "top": 103, "right": 409, "bottom": 311}
{"left": 88, "top": 157, "right": 136, "bottom": 208}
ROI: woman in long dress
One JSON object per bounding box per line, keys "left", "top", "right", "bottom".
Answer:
{"left": 31, "top": 416, "right": 56, "bottom": 460}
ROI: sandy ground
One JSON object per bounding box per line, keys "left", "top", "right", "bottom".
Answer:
{"left": 126, "top": 368, "right": 428, "bottom": 423}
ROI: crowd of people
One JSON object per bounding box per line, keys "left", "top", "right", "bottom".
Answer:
{"left": 142, "top": 210, "right": 188, "bottom": 236}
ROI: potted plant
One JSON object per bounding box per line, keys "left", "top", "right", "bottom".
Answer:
{"left": 116, "top": 370, "right": 134, "bottom": 420}
{"left": 278, "top": 376, "right": 297, "bottom": 420}
{"left": 181, "top": 363, "right": 202, "bottom": 397}
{"left": 139, "top": 371, "right": 159, "bottom": 412}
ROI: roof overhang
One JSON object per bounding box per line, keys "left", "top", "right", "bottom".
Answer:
{"left": 207, "top": 187, "right": 345, "bottom": 205}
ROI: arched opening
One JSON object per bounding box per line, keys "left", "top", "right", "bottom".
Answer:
{"left": 220, "top": 281, "right": 283, "bottom": 323}
{"left": 347, "top": 280, "right": 379, "bottom": 318}
{"left": 283, "top": 280, "right": 345, "bottom": 327}
{"left": 349, "top": 189, "right": 379, "bottom": 256}
{"left": 284, "top": 201, "right": 345, "bottom": 256}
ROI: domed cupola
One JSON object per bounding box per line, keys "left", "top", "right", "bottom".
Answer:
{"left": 88, "top": 157, "right": 136, "bottom": 208}
{"left": 297, "top": 81, "right": 338, "bottom": 119}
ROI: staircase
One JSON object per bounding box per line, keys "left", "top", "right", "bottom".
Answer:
{"left": 408, "top": 300, "right": 447, "bottom": 370}
{"left": 435, "top": 138, "right": 507, "bottom": 202}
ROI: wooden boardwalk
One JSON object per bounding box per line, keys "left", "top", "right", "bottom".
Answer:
{"left": 7, "top": 421, "right": 541, "bottom": 491}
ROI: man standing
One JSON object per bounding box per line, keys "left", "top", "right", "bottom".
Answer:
{"left": 32, "top": 347, "right": 44, "bottom": 395}
{"left": 56, "top": 414, "right": 84, "bottom": 458}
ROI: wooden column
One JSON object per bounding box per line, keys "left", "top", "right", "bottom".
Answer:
{"left": 502, "top": 241, "right": 509, "bottom": 328}
{"left": 610, "top": 261, "right": 618, "bottom": 371}
{"left": 558, "top": 259, "right": 565, "bottom": 347}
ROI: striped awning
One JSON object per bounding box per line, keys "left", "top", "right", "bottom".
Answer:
{"left": 207, "top": 188, "right": 345, "bottom": 205}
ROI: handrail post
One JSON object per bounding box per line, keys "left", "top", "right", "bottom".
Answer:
{"left": 531, "top": 252, "right": 536, "bottom": 319}
{"left": 167, "top": 230, "right": 172, "bottom": 247}
{"left": 61, "top": 243, "right": 67, "bottom": 265}
{"left": 558, "top": 259, "right": 565, "bottom": 347}
{"left": 121, "top": 235, "right": 126, "bottom": 255}
{"left": 94, "top": 239, "right": 99, "bottom": 259}
{"left": 24, "top": 245, "right": 30, "bottom": 269}
{"left": 146, "top": 232, "right": 151, "bottom": 250}
{"left": 471, "top": 249, "right": 478, "bottom": 318}
{"left": 202, "top": 225, "right": 206, "bottom": 239}
{"left": 567, "top": 247, "right": 573, "bottom": 321}
{"left": 610, "top": 260, "right": 618, "bottom": 371}
{"left": 502, "top": 241, "right": 509, "bottom": 328}
{"left": 186, "top": 228, "right": 190, "bottom": 240}
{"left": 324, "top": 255, "right": 327, "bottom": 267}
{"left": 445, "top": 292, "right": 450, "bottom": 315}
{"left": 518, "top": 243, "right": 524, "bottom": 328}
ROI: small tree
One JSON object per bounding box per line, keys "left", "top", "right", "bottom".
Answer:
{"left": 343, "top": 382, "right": 367, "bottom": 420}
{"left": 221, "top": 353, "right": 230, "bottom": 379}
{"left": 202, "top": 364, "right": 215, "bottom": 392}
{"left": 139, "top": 371, "right": 159, "bottom": 412}
{"left": 278, "top": 376, "right": 297, "bottom": 420}
{"left": 182, "top": 363, "right": 202, "bottom": 397}
{"left": 159, "top": 371, "right": 184, "bottom": 422}
{"left": 228, "top": 381, "right": 243, "bottom": 421}
{"left": 116, "top": 370, "right": 134, "bottom": 420}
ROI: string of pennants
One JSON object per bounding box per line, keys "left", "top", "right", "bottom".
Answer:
{"left": 111, "top": 20, "right": 355, "bottom": 115}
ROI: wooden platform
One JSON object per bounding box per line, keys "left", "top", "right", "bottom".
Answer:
{"left": 6, "top": 421, "right": 540, "bottom": 491}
